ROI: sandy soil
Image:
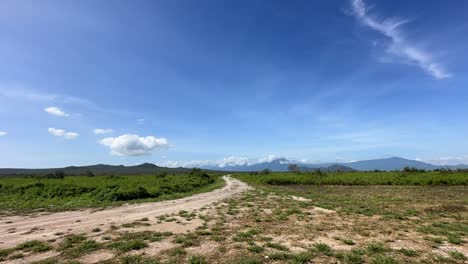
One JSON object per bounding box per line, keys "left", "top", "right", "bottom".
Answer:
{"left": 0, "top": 175, "right": 250, "bottom": 249}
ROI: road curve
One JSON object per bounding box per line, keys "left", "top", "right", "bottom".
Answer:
{"left": 0, "top": 175, "right": 250, "bottom": 249}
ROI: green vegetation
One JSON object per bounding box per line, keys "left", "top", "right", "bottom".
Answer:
{"left": 0, "top": 170, "right": 222, "bottom": 212}
{"left": 0, "top": 240, "right": 52, "bottom": 261}
{"left": 16, "top": 240, "right": 52, "bottom": 253}
{"left": 236, "top": 171, "right": 468, "bottom": 186}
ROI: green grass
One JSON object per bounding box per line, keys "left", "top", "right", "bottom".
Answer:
{"left": 314, "top": 243, "right": 334, "bottom": 256}
{"left": 16, "top": 240, "right": 52, "bottom": 253}
{"left": 0, "top": 173, "right": 223, "bottom": 212}
{"left": 449, "top": 251, "right": 467, "bottom": 261}
{"left": 188, "top": 255, "right": 208, "bottom": 264}
{"left": 235, "top": 171, "right": 468, "bottom": 186}
{"left": 108, "top": 239, "right": 148, "bottom": 252}
{"left": 121, "top": 255, "right": 160, "bottom": 264}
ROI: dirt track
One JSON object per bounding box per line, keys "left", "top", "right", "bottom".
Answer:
{"left": 0, "top": 175, "right": 250, "bottom": 249}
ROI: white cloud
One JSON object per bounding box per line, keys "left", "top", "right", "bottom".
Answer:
{"left": 423, "top": 156, "right": 468, "bottom": 166}
{"left": 218, "top": 156, "right": 249, "bottom": 168}
{"left": 99, "top": 134, "right": 168, "bottom": 156}
{"left": 44, "top": 106, "right": 69, "bottom": 117}
{"left": 350, "top": 0, "right": 451, "bottom": 79}
{"left": 48, "top": 128, "right": 79, "bottom": 139}
{"left": 93, "top": 128, "right": 113, "bottom": 135}
{"left": 64, "top": 132, "right": 79, "bottom": 139}
{"left": 0, "top": 131, "right": 7, "bottom": 136}
{"left": 159, "top": 155, "right": 287, "bottom": 168}
{"left": 258, "top": 154, "right": 282, "bottom": 163}
{"left": 159, "top": 160, "right": 216, "bottom": 168}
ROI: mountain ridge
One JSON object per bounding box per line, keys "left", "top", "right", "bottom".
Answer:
{"left": 1, "top": 157, "right": 467, "bottom": 175}
{"left": 200, "top": 156, "right": 468, "bottom": 172}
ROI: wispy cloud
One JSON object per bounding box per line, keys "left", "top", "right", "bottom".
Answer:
{"left": 0, "top": 131, "right": 7, "bottom": 136}
{"left": 350, "top": 0, "right": 451, "bottom": 79}
{"left": 93, "top": 128, "right": 113, "bottom": 135}
{"left": 44, "top": 106, "right": 69, "bottom": 117}
{"left": 0, "top": 86, "right": 139, "bottom": 117}
{"left": 48, "top": 128, "right": 79, "bottom": 139}
{"left": 422, "top": 156, "right": 468, "bottom": 166}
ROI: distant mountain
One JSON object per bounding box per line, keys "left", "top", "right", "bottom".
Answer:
{"left": 325, "top": 164, "right": 357, "bottom": 172}
{"left": 2, "top": 157, "right": 467, "bottom": 176}
{"left": 200, "top": 157, "right": 468, "bottom": 172}
{"left": 343, "top": 157, "right": 438, "bottom": 171}
{"left": 0, "top": 163, "right": 194, "bottom": 176}
{"left": 202, "top": 158, "right": 356, "bottom": 172}
{"left": 203, "top": 158, "right": 291, "bottom": 172}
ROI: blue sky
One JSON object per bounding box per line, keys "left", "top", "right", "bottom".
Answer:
{"left": 1, "top": 0, "right": 468, "bottom": 168}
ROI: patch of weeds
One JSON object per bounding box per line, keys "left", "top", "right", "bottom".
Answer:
{"left": 211, "top": 234, "right": 226, "bottom": 242}
{"left": 108, "top": 239, "right": 148, "bottom": 252}
{"left": 343, "top": 239, "right": 356, "bottom": 245}
{"left": 173, "top": 232, "right": 200, "bottom": 248}
{"left": 267, "top": 252, "right": 291, "bottom": 261}
{"left": 257, "top": 236, "right": 273, "bottom": 242}
{"left": 59, "top": 234, "right": 101, "bottom": 258}
{"left": 429, "top": 236, "right": 444, "bottom": 245}
{"left": 314, "top": 243, "right": 333, "bottom": 256}
{"left": 371, "top": 255, "right": 398, "bottom": 264}
{"left": 449, "top": 251, "right": 467, "bottom": 261}
{"left": 366, "top": 242, "right": 387, "bottom": 254}
{"left": 227, "top": 256, "right": 262, "bottom": 264}
{"left": 60, "top": 234, "right": 87, "bottom": 250}
{"left": 16, "top": 240, "right": 52, "bottom": 253}
{"left": 120, "top": 231, "right": 172, "bottom": 242}
{"left": 9, "top": 253, "right": 24, "bottom": 259}
{"left": 188, "top": 255, "right": 208, "bottom": 264}
{"left": 121, "top": 221, "right": 151, "bottom": 228}
{"left": 157, "top": 215, "right": 167, "bottom": 221}
{"left": 121, "top": 255, "right": 160, "bottom": 264}
{"left": 0, "top": 248, "right": 15, "bottom": 261}
{"left": 167, "top": 246, "right": 187, "bottom": 257}
{"left": 195, "top": 229, "right": 211, "bottom": 236}
{"left": 447, "top": 233, "right": 463, "bottom": 245}
{"left": 398, "top": 248, "right": 418, "bottom": 257}
{"left": 247, "top": 244, "right": 264, "bottom": 253}
{"left": 340, "top": 250, "right": 365, "bottom": 264}
{"left": 198, "top": 214, "right": 209, "bottom": 222}
{"left": 266, "top": 242, "right": 289, "bottom": 251}
{"left": 233, "top": 228, "right": 261, "bottom": 242}
{"left": 30, "top": 258, "right": 59, "bottom": 264}
{"left": 289, "top": 251, "right": 315, "bottom": 264}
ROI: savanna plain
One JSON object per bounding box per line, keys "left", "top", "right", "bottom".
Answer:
{"left": 0, "top": 170, "right": 467, "bottom": 264}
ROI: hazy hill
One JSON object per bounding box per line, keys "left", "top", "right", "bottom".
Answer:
{"left": 201, "top": 157, "right": 468, "bottom": 172}
{"left": 203, "top": 158, "right": 356, "bottom": 172}
{"left": 0, "top": 163, "right": 192, "bottom": 176}
{"left": 1, "top": 157, "right": 466, "bottom": 176}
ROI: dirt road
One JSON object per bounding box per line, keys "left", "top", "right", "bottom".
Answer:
{"left": 0, "top": 175, "right": 250, "bottom": 249}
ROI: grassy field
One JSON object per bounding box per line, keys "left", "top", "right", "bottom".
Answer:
{"left": 235, "top": 170, "right": 468, "bottom": 186}
{"left": 225, "top": 172, "right": 468, "bottom": 263}
{"left": 0, "top": 171, "right": 223, "bottom": 213}
{"left": 1, "top": 172, "right": 467, "bottom": 263}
